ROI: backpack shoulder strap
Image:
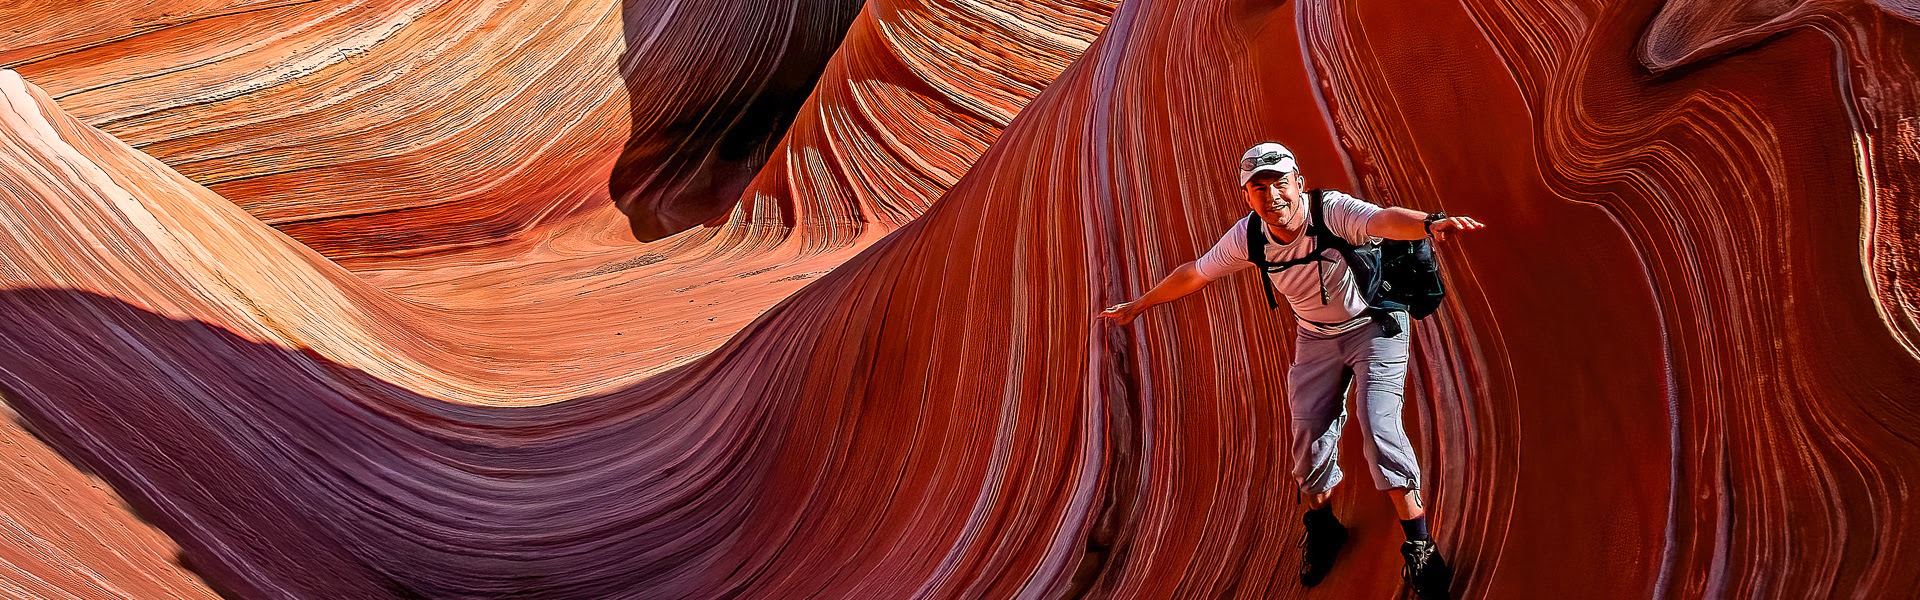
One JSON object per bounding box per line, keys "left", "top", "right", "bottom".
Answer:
{"left": 1244, "top": 212, "right": 1269, "bottom": 269}
{"left": 1307, "top": 189, "right": 1350, "bottom": 251}
{"left": 1243, "top": 212, "right": 1282, "bottom": 309}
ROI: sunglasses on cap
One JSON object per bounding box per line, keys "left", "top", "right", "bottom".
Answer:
{"left": 1240, "top": 151, "right": 1294, "bottom": 172}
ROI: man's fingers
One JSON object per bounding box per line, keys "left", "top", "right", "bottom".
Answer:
{"left": 1432, "top": 216, "right": 1487, "bottom": 240}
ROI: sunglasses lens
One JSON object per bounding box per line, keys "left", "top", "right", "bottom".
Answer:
{"left": 1241, "top": 151, "right": 1291, "bottom": 172}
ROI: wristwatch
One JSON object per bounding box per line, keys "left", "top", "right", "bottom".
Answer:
{"left": 1423, "top": 211, "right": 1448, "bottom": 236}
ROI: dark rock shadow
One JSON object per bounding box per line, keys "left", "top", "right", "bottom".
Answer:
{"left": 0, "top": 288, "right": 762, "bottom": 598}
{"left": 609, "top": 0, "right": 864, "bottom": 242}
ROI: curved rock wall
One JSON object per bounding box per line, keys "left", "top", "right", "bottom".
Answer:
{"left": 0, "top": 0, "right": 1915, "bottom": 598}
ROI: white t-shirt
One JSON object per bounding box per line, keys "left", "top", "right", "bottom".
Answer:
{"left": 1194, "top": 190, "right": 1385, "bottom": 335}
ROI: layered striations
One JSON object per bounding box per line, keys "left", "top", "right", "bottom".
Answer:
{"left": 1, "top": 0, "right": 1917, "bottom": 598}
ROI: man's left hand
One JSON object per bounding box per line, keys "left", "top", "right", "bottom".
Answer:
{"left": 1429, "top": 216, "right": 1487, "bottom": 242}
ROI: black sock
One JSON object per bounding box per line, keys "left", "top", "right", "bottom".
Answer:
{"left": 1401, "top": 516, "right": 1430, "bottom": 541}
{"left": 1305, "top": 504, "right": 1334, "bottom": 523}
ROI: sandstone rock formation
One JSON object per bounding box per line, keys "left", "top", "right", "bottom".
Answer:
{"left": 0, "top": 0, "right": 1915, "bottom": 597}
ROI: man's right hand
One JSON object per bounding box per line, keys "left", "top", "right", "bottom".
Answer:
{"left": 1097, "top": 301, "right": 1145, "bottom": 326}
{"left": 1097, "top": 262, "right": 1206, "bottom": 327}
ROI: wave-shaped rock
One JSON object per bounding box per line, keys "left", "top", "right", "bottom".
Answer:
{"left": 1, "top": 0, "right": 1917, "bottom": 598}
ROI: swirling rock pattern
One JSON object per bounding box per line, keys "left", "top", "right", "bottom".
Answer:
{"left": 1, "top": 1, "right": 1917, "bottom": 599}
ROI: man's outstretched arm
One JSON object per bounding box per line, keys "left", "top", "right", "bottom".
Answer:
{"left": 1366, "top": 207, "right": 1488, "bottom": 242}
{"left": 1098, "top": 262, "right": 1213, "bottom": 326}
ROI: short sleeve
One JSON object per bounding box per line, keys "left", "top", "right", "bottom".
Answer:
{"left": 1320, "top": 191, "right": 1385, "bottom": 245}
{"left": 1194, "top": 216, "right": 1253, "bottom": 281}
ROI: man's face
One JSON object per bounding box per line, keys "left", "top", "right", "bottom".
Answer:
{"left": 1243, "top": 170, "right": 1304, "bottom": 227}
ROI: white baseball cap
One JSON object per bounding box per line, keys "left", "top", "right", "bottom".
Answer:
{"left": 1238, "top": 142, "right": 1298, "bottom": 185}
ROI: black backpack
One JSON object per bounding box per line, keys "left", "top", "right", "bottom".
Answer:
{"left": 1244, "top": 190, "right": 1445, "bottom": 336}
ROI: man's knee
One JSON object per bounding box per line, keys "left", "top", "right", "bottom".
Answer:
{"left": 1365, "top": 432, "right": 1423, "bottom": 490}
{"left": 1288, "top": 368, "right": 1352, "bottom": 411}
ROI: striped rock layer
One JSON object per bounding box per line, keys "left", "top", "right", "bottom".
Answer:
{"left": 1, "top": 0, "right": 1917, "bottom": 598}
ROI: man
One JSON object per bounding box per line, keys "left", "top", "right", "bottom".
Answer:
{"left": 1097, "top": 142, "right": 1485, "bottom": 598}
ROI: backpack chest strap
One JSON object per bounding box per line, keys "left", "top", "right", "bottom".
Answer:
{"left": 1259, "top": 250, "right": 1335, "bottom": 272}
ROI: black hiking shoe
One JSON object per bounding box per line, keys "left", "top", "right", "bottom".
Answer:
{"left": 1401, "top": 539, "right": 1453, "bottom": 599}
{"left": 1298, "top": 508, "right": 1346, "bottom": 586}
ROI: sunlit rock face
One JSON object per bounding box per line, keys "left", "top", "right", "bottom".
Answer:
{"left": 0, "top": 0, "right": 1916, "bottom": 599}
